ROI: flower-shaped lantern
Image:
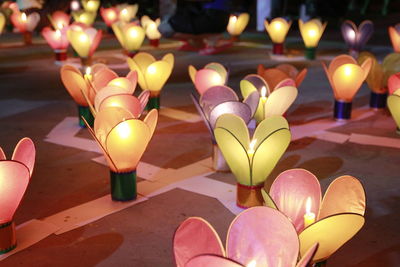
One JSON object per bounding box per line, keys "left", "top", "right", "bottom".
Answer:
{"left": 0, "top": 12, "right": 6, "bottom": 34}
{"left": 188, "top": 62, "right": 228, "bottom": 95}
{"left": 264, "top": 18, "right": 292, "bottom": 55}
{"left": 341, "top": 20, "right": 373, "bottom": 58}
{"left": 71, "top": 10, "right": 96, "bottom": 26}
{"left": 112, "top": 21, "right": 145, "bottom": 57}
{"left": 100, "top": 7, "right": 119, "bottom": 27}
{"left": 48, "top": 11, "right": 70, "bottom": 31}
{"left": 174, "top": 207, "right": 318, "bottom": 267}
{"left": 84, "top": 107, "right": 158, "bottom": 201}
{"left": 117, "top": 4, "right": 138, "bottom": 23}
{"left": 127, "top": 52, "right": 174, "bottom": 109}
{"left": 227, "top": 13, "right": 249, "bottom": 41}
{"left": 322, "top": 54, "right": 371, "bottom": 120}
{"left": 141, "top": 15, "right": 161, "bottom": 47}
{"left": 191, "top": 85, "right": 259, "bottom": 172}
{"left": 81, "top": 0, "right": 100, "bottom": 13}
{"left": 262, "top": 169, "right": 366, "bottom": 265}
{"left": 67, "top": 23, "right": 102, "bottom": 67}
{"left": 0, "top": 138, "right": 35, "bottom": 255}
{"left": 10, "top": 11, "right": 40, "bottom": 45}
{"left": 299, "top": 19, "right": 327, "bottom": 60}
{"left": 388, "top": 72, "right": 400, "bottom": 95}
{"left": 214, "top": 114, "right": 291, "bottom": 208}
{"left": 42, "top": 27, "right": 69, "bottom": 63}
{"left": 257, "top": 64, "right": 308, "bottom": 89}
{"left": 240, "top": 74, "right": 298, "bottom": 124}
{"left": 388, "top": 23, "right": 400, "bottom": 52}
{"left": 388, "top": 88, "right": 400, "bottom": 134}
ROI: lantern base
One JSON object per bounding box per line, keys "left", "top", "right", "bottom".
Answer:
{"left": 212, "top": 144, "right": 230, "bottom": 172}
{"left": 125, "top": 50, "right": 138, "bottom": 58}
{"left": 369, "top": 91, "right": 387, "bottom": 109}
{"left": 54, "top": 49, "right": 68, "bottom": 62}
{"left": 0, "top": 221, "right": 16, "bottom": 255}
{"left": 110, "top": 170, "right": 137, "bottom": 201}
{"left": 305, "top": 47, "right": 316, "bottom": 60}
{"left": 236, "top": 183, "right": 264, "bottom": 209}
{"left": 272, "top": 43, "right": 284, "bottom": 55}
{"left": 146, "top": 95, "right": 160, "bottom": 110}
{"left": 230, "top": 35, "right": 239, "bottom": 42}
{"left": 78, "top": 105, "right": 94, "bottom": 128}
{"left": 80, "top": 57, "right": 92, "bottom": 68}
{"left": 315, "top": 260, "right": 327, "bottom": 267}
{"left": 334, "top": 100, "right": 352, "bottom": 120}
{"left": 150, "top": 39, "right": 159, "bottom": 48}
{"left": 23, "top": 31, "right": 32, "bottom": 45}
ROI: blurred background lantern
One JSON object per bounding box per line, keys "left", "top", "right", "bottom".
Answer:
{"left": 81, "top": 0, "right": 100, "bottom": 13}
{"left": 189, "top": 62, "right": 228, "bottom": 95}
{"left": 264, "top": 18, "right": 291, "bottom": 55}
{"left": 100, "top": 7, "right": 119, "bottom": 28}
{"left": 387, "top": 88, "right": 400, "bottom": 134}
{"left": 341, "top": 20, "right": 374, "bottom": 58}
{"left": 112, "top": 21, "right": 145, "bottom": 57}
{"left": 117, "top": 4, "right": 138, "bottom": 23}
{"left": 299, "top": 19, "right": 327, "bottom": 60}
{"left": 322, "top": 55, "right": 371, "bottom": 120}
{"left": 10, "top": 11, "right": 40, "bottom": 45}
{"left": 141, "top": 15, "right": 161, "bottom": 47}
{"left": 47, "top": 11, "right": 70, "bottom": 31}
{"left": 388, "top": 24, "right": 400, "bottom": 52}
{"left": 227, "top": 13, "right": 249, "bottom": 42}
{"left": 41, "top": 27, "right": 69, "bottom": 63}
{"left": 72, "top": 10, "right": 97, "bottom": 26}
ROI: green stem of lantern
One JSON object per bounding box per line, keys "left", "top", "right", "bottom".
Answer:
{"left": 110, "top": 170, "right": 137, "bottom": 201}
{"left": 78, "top": 106, "right": 94, "bottom": 128}
{"left": 305, "top": 47, "right": 316, "bottom": 60}
{"left": 146, "top": 95, "right": 160, "bottom": 110}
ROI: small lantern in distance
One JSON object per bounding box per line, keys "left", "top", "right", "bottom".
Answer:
{"left": 10, "top": 11, "right": 40, "bottom": 45}
{"left": 341, "top": 20, "right": 374, "bottom": 58}
{"left": 264, "top": 18, "right": 292, "bottom": 55}
{"left": 227, "top": 13, "right": 249, "bottom": 42}
{"left": 388, "top": 23, "right": 400, "bottom": 52}
{"left": 299, "top": 19, "right": 327, "bottom": 60}
{"left": 141, "top": 15, "right": 161, "bottom": 47}
{"left": 112, "top": 21, "right": 145, "bottom": 57}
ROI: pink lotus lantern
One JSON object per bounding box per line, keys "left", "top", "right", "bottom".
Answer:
{"left": 174, "top": 207, "right": 318, "bottom": 267}
{"left": 48, "top": 11, "right": 70, "bottom": 31}
{"left": 341, "top": 20, "right": 374, "bottom": 58}
{"left": 41, "top": 27, "right": 69, "bottom": 63}
{"left": 188, "top": 63, "right": 228, "bottom": 95}
{"left": 0, "top": 138, "right": 35, "bottom": 255}
{"left": 10, "top": 11, "right": 40, "bottom": 45}
{"left": 262, "top": 169, "right": 366, "bottom": 265}
{"left": 388, "top": 72, "right": 400, "bottom": 95}
{"left": 67, "top": 22, "right": 102, "bottom": 67}
{"left": 100, "top": 7, "right": 119, "bottom": 27}
{"left": 141, "top": 15, "right": 161, "bottom": 47}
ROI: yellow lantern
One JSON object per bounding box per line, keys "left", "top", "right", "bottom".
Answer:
{"left": 72, "top": 10, "right": 97, "bottom": 26}
{"left": 387, "top": 89, "right": 400, "bottom": 134}
{"left": 0, "top": 13, "right": 6, "bottom": 34}
{"left": 117, "top": 4, "right": 138, "bottom": 23}
{"left": 112, "top": 21, "right": 145, "bottom": 57}
{"left": 214, "top": 114, "right": 291, "bottom": 208}
{"left": 240, "top": 74, "right": 298, "bottom": 124}
{"left": 127, "top": 52, "right": 174, "bottom": 109}
{"left": 227, "top": 13, "right": 249, "bottom": 41}
{"left": 388, "top": 24, "right": 400, "bottom": 52}
{"left": 141, "top": 15, "right": 161, "bottom": 47}
{"left": 84, "top": 107, "right": 158, "bottom": 201}
{"left": 299, "top": 19, "right": 327, "bottom": 60}
{"left": 81, "top": 0, "right": 100, "bottom": 13}
{"left": 264, "top": 18, "right": 292, "bottom": 55}
{"left": 322, "top": 54, "right": 371, "bottom": 120}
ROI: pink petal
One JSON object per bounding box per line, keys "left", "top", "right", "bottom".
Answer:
{"left": 226, "top": 207, "right": 299, "bottom": 267}
{"left": 0, "top": 147, "right": 5, "bottom": 160}
{"left": 126, "top": 70, "right": 138, "bottom": 94}
{"left": 12, "top": 137, "right": 36, "bottom": 177}
{"left": 296, "top": 243, "right": 318, "bottom": 267}
{"left": 194, "top": 69, "right": 225, "bottom": 95}
{"left": 388, "top": 72, "right": 400, "bottom": 95}
{"left": 99, "top": 95, "right": 141, "bottom": 118}
{"left": 318, "top": 175, "right": 366, "bottom": 220}
{"left": 88, "top": 29, "right": 102, "bottom": 57}
{"left": 93, "top": 67, "right": 118, "bottom": 91}
{"left": 174, "top": 217, "right": 225, "bottom": 267}
{"left": 186, "top": 255, "right": 243, "bottom": 267}
{"left": 270, "top": 169, "right": 321, "bottom": 232}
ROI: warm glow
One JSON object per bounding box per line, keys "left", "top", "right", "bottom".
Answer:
{"left": 79, "top": 33, "right": 89, "bottom": 43}
{"left": 116, "top": 121, "right": 131, "bottom": 139}
{"left": 71, "top": 0, "right": 79, "bottom": 11}
{"left": 57, "top": 22, "right": 64, "bottom": 30}
{"left": 147, "top": 65, "right": 156, "bottom": 74}
{"left": 231, "top": 15, "right": 237, "bottom": 23}
{"left": 55, "top": 29, "right": 61, "bottom": 38}
{"left": 265, "top": 18, "right": 291, "bottom": 44}
{"left": 121, "top": 8, "right": 128, "bottom": 16}
{"left": 299, "top": 19, "right": 326, "bottom": 48}
{"left": 308, "top": 29, "right": 317, "bottom": 37}
{"left": 274, "top": 21, "right": 282, "bottom": 30}
{"left": 347, "top": 29, "right": 355, "bottom": 40}
{"left": 108, "top": 12, "right": 116, "bottom": 20}
{"left": 212, "top": 74, "right": 222, "bottom": 84}
{"left": 343, "top": 65, "right": 352, "bottom": 76}
{"left": 261, "top": 86, "right": 267, "bottom": 98}
{"left": 128, "top": 27, "right": 138, "bottom": 38}
{"left": 21, "top": 13, "right": 27, "bottom": 22}
{"left": 227, "top": 13, "right": 249, "bottom": 36}
{"left": 247, "top": 260, "right": 257, "bottom": 267}
{"left": 247, "top": 139, "right": 257, "bottom": 157}
{"left": 304, "top": 197, "right": 316, "bottom": 228}
{"left": 305, "top": 197, "right": 312, "bottom": 213}
{"left": 84, "top": 67, "right": 92, "bottom": 81}
{"left": 87, "top": 1, "right": 96, "bottom": 9}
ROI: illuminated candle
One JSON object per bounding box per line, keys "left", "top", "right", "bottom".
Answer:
{"left": 260, "top": 86, "right": 267, "bottom": 103}
{"left": 299, "top": 19, "right": 327, "bottom": 60}
{"left": 84, "top": 66, "right": 92, "bottom": 81}
{"left": 341, "top": 20, "right": 373, "bottom": 57}
{"left": 227, "top": 13, "right": 249, "bottom": 41}
{"left": 41, "top": 27, "right": 69, "bottom": 62}
{"left": 303, "top": 197, "right": 316, "bottom": 228}
{"left": 112, "top": 22, "right": 145, "bottom": 57}
{"left": 264, "top": 18, "right": 292, "bottom": 55}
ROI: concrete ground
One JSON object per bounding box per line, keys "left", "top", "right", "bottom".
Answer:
{"left": 0, "top": 26, "right": 399, "bottom": 267}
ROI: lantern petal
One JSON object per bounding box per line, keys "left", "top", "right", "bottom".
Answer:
{"left": 0, "top": 161, "right": 30, "bottom": 223}
{"left": 107, "top": 77, "right": 135, "bottom": 92}
{"left": 388, "top": 93, "right": 400, "bottom": 128}
{"left": 226, "top": 206, "right": 299, "bottom": 267}
{"left": 382, "top": 53, "right": 400, "bottom": 86}
{"left": 262, "top": 69, "right": 289, "bottom": 91}
{"left": 240, "top": 74, "right": 268, "bottom": 98}
{"left": 264, "top": 86, "right": 298, "bottom": 117}
{"left": 209, "top": 102, "right": 252, "bottom": 129}
{"left": 143, "top": 108, "right": 158, "bottom": 137}
{"left": 253, "top": 115, "right": 289, "bottom": 146}
{"left": 138, "top": 90, "right": 150, "bottom": 113}
{"left": 132, "top": 52, "right": 156, "bottom": 73}
{"left": 88, "top": 29, "right": 102, "bottom": 57}
{"left": 190, "top": 93, "right": 214, "bottom": 138}
{"left": 275, "top": 78, "right": 296, "bottom": 89}
{"left": 93, "top": 67, "right": 118, "bottom": 91}
{"left": 276, "top": 63, "right": 299, "bottom": 79}
{"left": 126, "top": 70, "right": 138, "bottom": 94}
{"left": 357, "top": 20, "right": 374, "bottom": 49}
{"left": 188, "top": 65, "right": 197, "bottom": 84}
{"left": 144, "top": 61, "right": 172, "bottom": 92}
{"left": 332, "top": 64, "right": 366, "bottom": 102}
{"left": 357, "top": 52, "right": 383, "bottom": 93}
{"left": 12, "top": 137, "right": 36, "bottom": 177}
{"left": 106, "top": 119, "right": 151, "bottom": 172}
{"left": 60, "top": 65, "right": 88, "bottom": 106}
{"left": 214, "top": 127, "right": 250, "bottom": 185}
{"left": 299, "top": 213, "right": 365, "bottom": 262}
{"left": 186, "top": 255, "right": 243, "bottom": 267}
{"left": 295, "top": 68, "right": 308, "bottom": 87}
{"left": 99, "top": 95, "right": 141, "bottom": 118}
{"left": 205, "top": 62, "right": 228, "bottom": 83}
{"left": 296, "top": 243, "right": 318, "bottom": 267}
{"left": 261, "top": 188, "right": 278, "bottom": 209}
{"left": 388, "top": 73, "right": 400, "bottom": 95}
{"left": 269, "top": 169, "right": 321, "bottom": 232}
{"left": 243, "top": 91, "right": 260, "bottom": 117}
{"left": 194, "top": 69, "right": 224, "bottom": 95}
{"left": 215, "top": 114, "right": 250, "bottom": 147}
{"left": 173, "top": 217, "right": 225, "bottom": 267}
{"left": 127, "top": 57, "right": 148, "bottom": 90}
{"left": 200, "top": 85, "right": 238, "bottom": 114}
{"left": 0, "top": 147, "right": 5, "bottom": 160}
{"left": 318, "top": 175, "right": 366, "bottom": 220}
{"left": 162, "top": 53, "right": 175, "bottom": 68}
{"left": 94, "top": 85, "right": 131, "bottom": 111}
{"left": 26, "top": 12, "right": 40, "bottom": 32}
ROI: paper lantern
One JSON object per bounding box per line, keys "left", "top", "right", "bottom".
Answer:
{"left": 174, "top": 207, "right": 318, "bottom": 267}
{"left": 112, "top": 21, "right": 145, "bottom": 57}
{"left": 322, "top": 54, "right": 371, "bottom": 120}
{"left": 67, "top": 23, "right": 102, "bottom": 66}
{"left": 10, "top": 12, "right": 40, "bottom": 45}
{"left": 388, "top": 72, "right": 400, "bottom": 95}
{"left": 257, "top": 64, "right": 308, "bottom": 88}
{"left": 81, "top": 0, "right": 100, "bottom": 13}
{"left": 227, "top": 13, "right": 249, "bottom": 41}
{"left": 240, "top": 74, "right": 298, "bottom": 124}
{"left": 41, "top": 27, "right": 69, "bottom": 62}
{"left": 100, "top": 7, "right": 119, "bottom": 27}
{"left": 262, "top": 169, "right": 366, "bottom": 264}
{"left": 341, "top": 20, "right": 373, "bottom": 57}
{"left": 71, "top": 10, "right": 96, "bottom": 26}
{"left": 214, "top": 114, "right": 291, "bottom": 208}
{"left": 299, "top": 19, "right": 327, "bottom": 60}
{"left": 388, "top": 24, "right": 400, "bottom": 52}
{"left": 47, "top": 11, "right": 70, "bottom": 31}
{"left": 387, "top": 88, "right": 400, "bottom": 134}
{"left": 141, "top": 15, "right": 161, "bottom": 47}
{"left": 117, "top": 4, "right": 138, "bottom": 23}
{"left": 191, "top": 85, "right": 259, "bottom": 172}
{"left": 189, "top": 62, "right": 228, "bottom": 95}
{"left": 0, "top": 13, "right": 6, "bottom": 34}
{"left": 127, "top": 52, "right": 174, "bottom": 109}
{"left": 264, "top": 18, "right": 292, "bottom": 55}
{"left": 70, "top": 0, "right": 80, "bottom": 11}
{"left": 0, "top": 138, "right": 35, "bottom": 254}
{"left": 84, "top": 107, "right": 158, "bottom": 201}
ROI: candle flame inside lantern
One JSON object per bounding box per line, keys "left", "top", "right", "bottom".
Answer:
{"left": 261, "top": 86, "right": 267, "bottom": 103}
{"left": 79, "top": 33, "right": 89, "bottom": 43}
{"left": 121, "top": 8, "right": 128, "bottom": 16}
{"left": 347, "top": 29, "right": 356, "bottom": 40}
{"left": 247, "top": 260, "right": 257, "bottom": 267}
{"left": 248, "top": 139, "right": 257, "bottom": 157}
{"left": 21, "top": 13, "right": 27, "bottom": 22}
{"left": 116, "top": 121, "right": 131, "bottom": 139}
{"left": 87, "top": 1, "right": 96, "bottom": 9}
{"left": 128, "top": 28, "right": 138, "bottom": 38}
{"left": 55, "top": 29, "right": 61, "bottom": 38}
{"left": 274, "top": 21, "right": 282, "bottom": 30}
{"left": 71, "top": 0, "right": 79, "bottom": 11}
{"left": 147, "top": 65, "right": 157, "bottom": 74}
{"left": 304, "top": 196, "right": 316, "bottom": 228}
{"left": 308, "top": 29, "right": 317, "bottom": 37}
{"left": 57, "top": 22, "right": 64, "bottom": 30}
{"left": 108, "top": 11, "right": 116, "bottom": 20}
{"left": 343, "top": 65, "right": 352, "bottom": 76}
{"left": 305, "top": 196, "right": 312, "bottom": 214}
{"left": 231, "top": 15, "right": 237, "bottom": 23}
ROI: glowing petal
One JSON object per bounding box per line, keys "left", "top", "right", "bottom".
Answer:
{"left": 12, "top": 137, "right": 36, "bottom": 177}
